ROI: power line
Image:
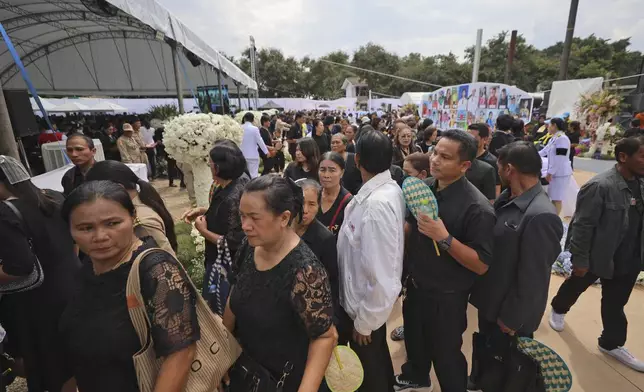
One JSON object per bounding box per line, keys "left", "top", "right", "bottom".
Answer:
{"left": 318, "top": 59, "right": 443, "bottom": 89}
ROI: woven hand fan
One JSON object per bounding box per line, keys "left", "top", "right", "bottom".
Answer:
{"left": 518, "top": 337, "right": 573, "bottom": 392}
{"left": 325, "top": 346, "right": 363, "bottom": 392}
{"left": 402, "top": 177, "right": 440, "bottom": 255}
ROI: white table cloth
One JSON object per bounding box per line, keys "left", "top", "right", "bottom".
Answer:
{"left": 31, "top": 163, "right": 147, "bottom": 192}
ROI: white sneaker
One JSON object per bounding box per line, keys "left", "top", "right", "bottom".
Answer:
{"left": 599, "top": 346, "right": 644, "bottom": 372}
{"left": 549, "top": 309, "right": 565, "bottom": 332}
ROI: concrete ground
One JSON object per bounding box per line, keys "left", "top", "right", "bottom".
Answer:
{"left": 7, "top": 162, "right": 618, "bottom": 392}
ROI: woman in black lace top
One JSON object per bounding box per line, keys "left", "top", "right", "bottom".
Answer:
{"left": 224, "top": 175, "right": 337, "bottom": 392}
{"left": 59, "top": 181, "right": 200, "bottom": 392}
{"left": 181, "top": 140, "right": 250, "bottom": 316}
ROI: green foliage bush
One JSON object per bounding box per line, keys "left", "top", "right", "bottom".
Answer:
{"left": 175, "top": 222, "right": 205, "bottom": 291}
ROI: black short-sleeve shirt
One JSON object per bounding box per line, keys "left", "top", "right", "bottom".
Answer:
{"left": 406, "top": 176, "right": 496, "bottom": 292}
{"left": 477, "top": 150, "right": 501, "bottom": 186}
{"left": 287, "top": 123, "right": 303, "bottom": 156}
{"left": 466, "top": 158, "right": 497, "bottom": 200}
{"left": 284, "top": 162, "right": 317, "bottom": 182}
{"left": 317, "top": 187, "right": 352, "bottom": 236}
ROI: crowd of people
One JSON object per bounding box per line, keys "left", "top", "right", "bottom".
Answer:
{"left": 0, "top": 105, "right": 642, "bottom": 392}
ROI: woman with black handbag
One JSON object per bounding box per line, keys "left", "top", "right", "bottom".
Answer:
{"left": 181, "top": 140, "right": 250, "bottom": 316}
{"left": 223, "top": 175, "right": 338, "bottom": 392}
{"left": 0, "top": 155, "right": 81, "bottom": 392}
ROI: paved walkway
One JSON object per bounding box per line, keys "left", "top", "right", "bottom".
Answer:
{"left": 386, "top": 278, "right": 644, "bottom": 392}
{"left": 158, "top": 164, "right": 641, "bottom": 392}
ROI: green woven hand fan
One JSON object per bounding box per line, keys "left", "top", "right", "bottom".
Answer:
{"left": 402, "top": 177, "right": 441, "bottom": 255}
{"left": 518, "top": 337, "right": 573, "bottom": 392}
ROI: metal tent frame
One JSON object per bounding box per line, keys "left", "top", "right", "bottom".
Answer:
{"left": 0, "top": 0, "right": 257, "bottom": 99}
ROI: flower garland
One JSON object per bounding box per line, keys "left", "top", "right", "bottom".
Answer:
{"left": 163, "top": 113, "right": 244, "bottom": 207}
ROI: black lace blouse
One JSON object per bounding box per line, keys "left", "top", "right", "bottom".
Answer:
{"left": 59, "top": 239, "right": 200, "bottom": 392}
{"left": 229, "top": 240, "right": 333, "bottom": 392}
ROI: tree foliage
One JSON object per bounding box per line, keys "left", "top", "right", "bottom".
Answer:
{"left": 231, "top": 33, "right": 642, "bottom": 98}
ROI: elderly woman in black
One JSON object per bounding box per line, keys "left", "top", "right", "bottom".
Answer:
{"left": 224, "top": 175, "right": 337, "bottom": 392}
{"left": 59, "top": 181, "right": 199, "bottom": 392}
{"left": 181, "top": 140, "right": 250, "bottom": 316}
{"left": 0, "top": 155, "right": 81, "bottom": 392}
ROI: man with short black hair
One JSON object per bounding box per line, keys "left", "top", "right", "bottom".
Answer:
{"left": 468, "top": 123, "right": 501, "bottom": 197}
{"left": 624, "top": 118, "right": 643, "bottom": 138}
{"left": 488, "top": 114, "right": 515, "bottom": 156}
{"left": 395, "top": 129, "right": 495, "bottom": 392}
{"left": 287, "top": 112, "right": 305, "bottom": 157}
{"left": 338, "top": 130, "right": 405, "bottom": 392}
{"left": 469, "top": 141, "right": 563, "bottom": 389}
{"left": 549, "top": 136, "right": 644, "bottom": 372}
{"left": 62, "top": 133, "right": 96, "bottom": 196}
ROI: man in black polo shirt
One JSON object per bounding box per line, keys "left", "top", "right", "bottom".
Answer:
{"left": 287, "top": 112, "right": 305, "bottom": 158}
{"left": 394, "top": 129, "right": 495, "bottom": 392}
{"left": 488, "top": 114, "right": 515, "bottom": 157}
{"left": 469, "top": 141, "right": 563, "bottom": 389}
{"left": 465, "top": 152, "right": 497, "bottom": 202}
{"left": 468, "top": 123, "right": 501, "bottom": 197}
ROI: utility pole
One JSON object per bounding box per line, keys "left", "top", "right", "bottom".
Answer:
{"left": 558, "top": 0, "right": 579, "bottom": 80}
{"left": 249, "top": 36, "right": 259, "bottom": 109}
{"left": 472, "top": 29, "right": 483, "bottom": 83}
{"left": 504, "top": 30, "right": 518, "bottom": 85}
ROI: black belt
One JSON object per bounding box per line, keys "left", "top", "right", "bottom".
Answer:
{"left": 555, "top": 148, "right": 568, "bottom": 156}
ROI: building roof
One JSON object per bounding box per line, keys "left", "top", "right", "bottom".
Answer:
{"left": 341, "top": 77, "right": 367, "bottom": 90}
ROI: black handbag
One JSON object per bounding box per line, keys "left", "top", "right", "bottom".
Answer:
{"left": 0, "top": 201, "right": 44, "bottom": 294}
{"left": 228, "top": 352, "right": 292, "bottom": 392}
{"left": 471, "top": 332, "right": 545, "bottom": 392}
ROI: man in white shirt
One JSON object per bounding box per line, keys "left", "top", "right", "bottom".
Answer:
{"left": 337, "top": 129, "right": 406, "bottom": 392}
{"left": 240, "top": 112, "right": 269, "bottom": 178}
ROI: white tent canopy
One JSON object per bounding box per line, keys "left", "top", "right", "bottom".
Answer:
{"left": 400, "top": 92, "right": 428, "bottom": 106}
{"left": 0, "top": 0, "right": 257, "bottom": 97}
{"left": 89, "top": 101, "right": 128, "bottom": 112}
{"left": 31, "top": 97, "right": 56, "bottom": 111}
{"left": 49, "top": 101, "right": 91, "bottom": 112}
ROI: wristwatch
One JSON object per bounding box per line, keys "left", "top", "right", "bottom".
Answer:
{"left": 437, "top": 235, "right": 453, "bottom": 251}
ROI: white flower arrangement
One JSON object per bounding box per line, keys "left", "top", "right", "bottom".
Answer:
{"left": 234, "top": 109, "right": 278, "bottom": 127}
{"left": 190, "top": 226, "right": 206, "bottom": 255}
{"left": 163, "top": 113, "right": 244, "bottom": 207}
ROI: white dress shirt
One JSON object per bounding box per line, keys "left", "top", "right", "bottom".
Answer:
{"left": 140, "top": 127, "right": 155, "bottom": 146}
{"left": 337, "top": 170, "right": 406, "bottom": 335}
{"left": 241, "top": 121, "right": 268, "bottom": 160}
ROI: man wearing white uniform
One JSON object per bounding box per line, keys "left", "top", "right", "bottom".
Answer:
{"left": 337, "top": 129, "right": 406, "bottom": 392}
{"left": 240, "top": 112, "right": 269, "bottom": 178}
{"left": 539, "top": 117, "right": 573, "bottom": 215}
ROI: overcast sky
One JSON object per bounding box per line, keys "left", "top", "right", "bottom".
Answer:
{"left": 158, "top": 0, "right": 644, "bottom": 60}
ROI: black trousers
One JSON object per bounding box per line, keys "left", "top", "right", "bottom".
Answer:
{"left": 167, "top": 157, "right": 179, "bottom": 185}
{"left": 339, "top": 307, "right": 394, "bottom": 392}
{"left": 400, "top": 285, "right": 469, "bottom": 392}
{"left": 551, "top": 270, "right": 639, "bottom": 350}
{"left": 275, "top": 151, "right": 285, "bottom": 172}
{"left": 146, "top": 148, "right": 157, "bottom": 178}
{"left": 261, "top": 157, "right": 275, "bottom": 175}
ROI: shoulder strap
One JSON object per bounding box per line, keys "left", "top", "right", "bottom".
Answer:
{"left": 328, "top": 193, "right": 352, "bottom": 230}
{"left": 125, "top": 248, "right": 159, "bottom": 348}
{"left": 2, "top": 200, "right": 31, "bottom": 240}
